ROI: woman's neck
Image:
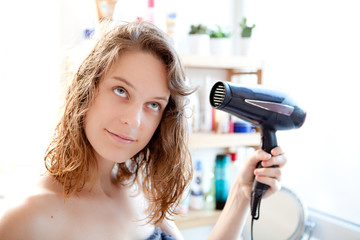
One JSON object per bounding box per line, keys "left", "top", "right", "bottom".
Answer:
{"left": 82, "top": 155, "right": 119, "bottom": 198}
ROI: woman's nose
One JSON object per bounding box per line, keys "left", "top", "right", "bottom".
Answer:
{"left": 120, "top": 104, "right": 142, "bottom": 128}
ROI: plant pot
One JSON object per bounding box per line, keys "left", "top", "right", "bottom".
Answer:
{"left": 236, "top": 37, "right": 251, "bottom": 56}
{"left": 210, "top": 38, "right": 232, "bottom": 56}
{"left": 188, "top": 34, "right": 210, "bottom": 55}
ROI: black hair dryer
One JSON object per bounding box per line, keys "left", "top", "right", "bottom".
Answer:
{"left": 209, "top": 81, "right": 306, "bottom": 220}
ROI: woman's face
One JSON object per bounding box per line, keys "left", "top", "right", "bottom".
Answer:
{"left": 84, "top": 50, "right": 170, "bottom": 164}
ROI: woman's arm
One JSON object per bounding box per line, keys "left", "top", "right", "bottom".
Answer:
{"left": 208, "top": 146, "right": 287, "bottom": 240}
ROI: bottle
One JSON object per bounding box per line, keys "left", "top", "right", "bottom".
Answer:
{"left": 190, "top": 90, "right": 200, "bottom": 132}
{"left": 146, "top": 0, "right": 155, "bottom": 23}
{"left": 190, "top": 160, "right": 204, "bottom": 210}
{"left": 175, "top": 186, "right": 190, "bottom": 214}
{"left": 215, "top": 154, "right": 231, "bottom": 210}
{"left": 199, "top": 76, "right": 214, "bottom": 132}
{"left": 145, "top": 0, "right": 167, "bottom": 32}
{"left": 166, "top": 11, "right": 178, "bottom": 48}
{"left": 204, "top": 164, "right": 215, "bottom": 210}
{"left": 230, "top": 152, "right": 241, "bottom": 186}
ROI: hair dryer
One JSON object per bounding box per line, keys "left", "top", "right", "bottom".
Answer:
{"left": 209, "top": 81, "right": 306, "bottom": 220}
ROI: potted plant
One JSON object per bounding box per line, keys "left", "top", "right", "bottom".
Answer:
{"left": 189, "top": 24, "right": 209, "bottom": 35}
{"left": 188, "top": 24, "right": 210, "bottom": 55}
{"left": 238, "top": 18, "right": 256, "bottom": 56}
{"left": 239, "top": 18, "right": 256, "bottom": 38}
{"left": 209, "top": 25, "right": 232, "bottom": 56}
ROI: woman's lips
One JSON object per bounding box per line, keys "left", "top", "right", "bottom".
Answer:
{"left": 106, "top": 130, "right": 135, "bottom": 144}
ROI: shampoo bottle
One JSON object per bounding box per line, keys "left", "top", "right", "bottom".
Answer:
{"left": 190, "top": 160, "right": 204, "bottom": 210}
{"left": 215, "top": 154, "right": 231, "bottom": 209}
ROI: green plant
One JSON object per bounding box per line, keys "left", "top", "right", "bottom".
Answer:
{"left": 239, "top": 18, "right": 256, "bottom": 38}
{"left": 189, "top": 24, "right": 209, "bottom": 35}
{"left": 209, "top": 25, "right": 231, "bottom": 38}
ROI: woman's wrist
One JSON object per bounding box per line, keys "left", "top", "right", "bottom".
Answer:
{"left": 225, "top": 180, "right": 250, "bottom": 212}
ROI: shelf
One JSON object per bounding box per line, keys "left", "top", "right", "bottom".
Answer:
{"left": 189, "top": 132, "right": 260, "bottom": 149}
{"left": 174, "top": 209, "right": 222, "bottom": 230}
{"left": 181, "top": 54, "right": 264, "bottom": 71}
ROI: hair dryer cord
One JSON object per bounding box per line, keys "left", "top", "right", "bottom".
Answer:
{"left": 251, "top": 189, "right": 265, "bottom": 220}
{"left": 250, "top": 188, "right": 266, "bottom": 239}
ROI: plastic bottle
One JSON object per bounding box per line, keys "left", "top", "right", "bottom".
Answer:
{"left": 215, "top": 154, "right": 231, "bottom": 210}
{"left": 204, "top": 164, "right": 215, "bottom": 210}
{"left": 145, "top": 0, "right": 167, "bottom": 32}
{"left": 190, "top": 160, "right": 204, "bottom": 210}
{"left": 199, "top": 76, "right": 214, "bottom": 132}
{"left": 230, "top": 152, "right": 241, "bottom": 186}
{"left": 190, "top": 91, "right": 200, "bottom": 132}
{"left": 176, "top": 186, "right": 190, "bottom": 214}
{"left": 146, "top": 0, "right": 155, "bottom": 23}
{"left": 166, "top": 11, "right": 178, "bottom": 48}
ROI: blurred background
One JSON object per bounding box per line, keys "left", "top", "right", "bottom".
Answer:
{"left": 0, "top": 0, "right": 359, "bottom": 239}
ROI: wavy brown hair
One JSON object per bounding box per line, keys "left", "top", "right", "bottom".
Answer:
{"left": 45, "top": 20, "right": 194, "bottom": 224}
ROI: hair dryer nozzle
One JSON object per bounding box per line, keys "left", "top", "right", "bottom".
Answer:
{"left": 209, "top": 81, "right": 230, "bottom": 108}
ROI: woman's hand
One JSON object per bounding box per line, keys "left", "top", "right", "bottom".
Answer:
{"left": 208, "top": 146, "right": 287, "bottom": 240}
{"left": 236, "top": 146, "right": 287, "bottom": 200}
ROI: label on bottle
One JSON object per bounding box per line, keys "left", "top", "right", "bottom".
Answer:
{"left": 215, "top": 154, "right": 230, "bottom": 204}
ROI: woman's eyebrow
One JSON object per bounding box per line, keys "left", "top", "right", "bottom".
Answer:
{"left": 154, "top": 96, "right": 169, "bottom": 103}
{"left": 112, "top": 76, "right": 135, "bottom": 90}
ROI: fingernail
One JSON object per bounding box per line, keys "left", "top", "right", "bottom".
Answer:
{"left": 272, "top": 147, "right": 280, "bottom": 155}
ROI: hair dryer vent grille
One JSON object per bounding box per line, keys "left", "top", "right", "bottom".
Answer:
{"left": 212, "top": 84, "right": 226, "bottom": 107}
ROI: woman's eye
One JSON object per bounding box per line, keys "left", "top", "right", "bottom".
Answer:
{"left": 114, "top": 87, "right": 127, "bottom": 98}
{"left": 148, "top": 102, "right": 160, "bottom": 111}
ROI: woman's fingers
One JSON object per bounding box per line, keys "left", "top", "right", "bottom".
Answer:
{"left": 261, "top": 147, "right": 287, "bottom": 168}
{"left": 254, "top": 167, "right": 282, "bottom": 181}
{"left": 271, "top": 146, "right": 284, "bottom": 156}
{"left": 262, "top": 154, "right": 287, "bottom": 168}
{"left": 255, "top": 175, "right": 282, "bottom": 196}
{"left": 250, "top": 146, "right": 287, "bottom": 198}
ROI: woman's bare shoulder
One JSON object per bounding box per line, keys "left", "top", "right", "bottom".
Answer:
{"left": 0, "top": 176, "right": 64, "bottom": 239}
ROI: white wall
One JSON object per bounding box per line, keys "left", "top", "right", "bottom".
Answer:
{"left": 0, "top": 0, "right": 61, "bottom": 178}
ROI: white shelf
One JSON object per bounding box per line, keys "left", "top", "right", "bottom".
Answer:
{"left": 189, "top": 132, "right": 260, "bottom": 149}
{"left": 174, "top": 209, "right": 222, "bottom": 229}
{"left": 181, "top": 54, "right": 264, "bottom": 70}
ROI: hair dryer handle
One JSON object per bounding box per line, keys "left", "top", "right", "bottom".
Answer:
{"left": 261, "top": 128, "right": 278, "bottom": 154}
{"left": 253, "top": 128, "right": 278, "bottom": 191}
{"left": 251, "top": 129, "right": 278, "bottom": 219}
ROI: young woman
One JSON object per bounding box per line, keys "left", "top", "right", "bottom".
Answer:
{"left": 0, "top": 21, "right": 286, "bottom": 240}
